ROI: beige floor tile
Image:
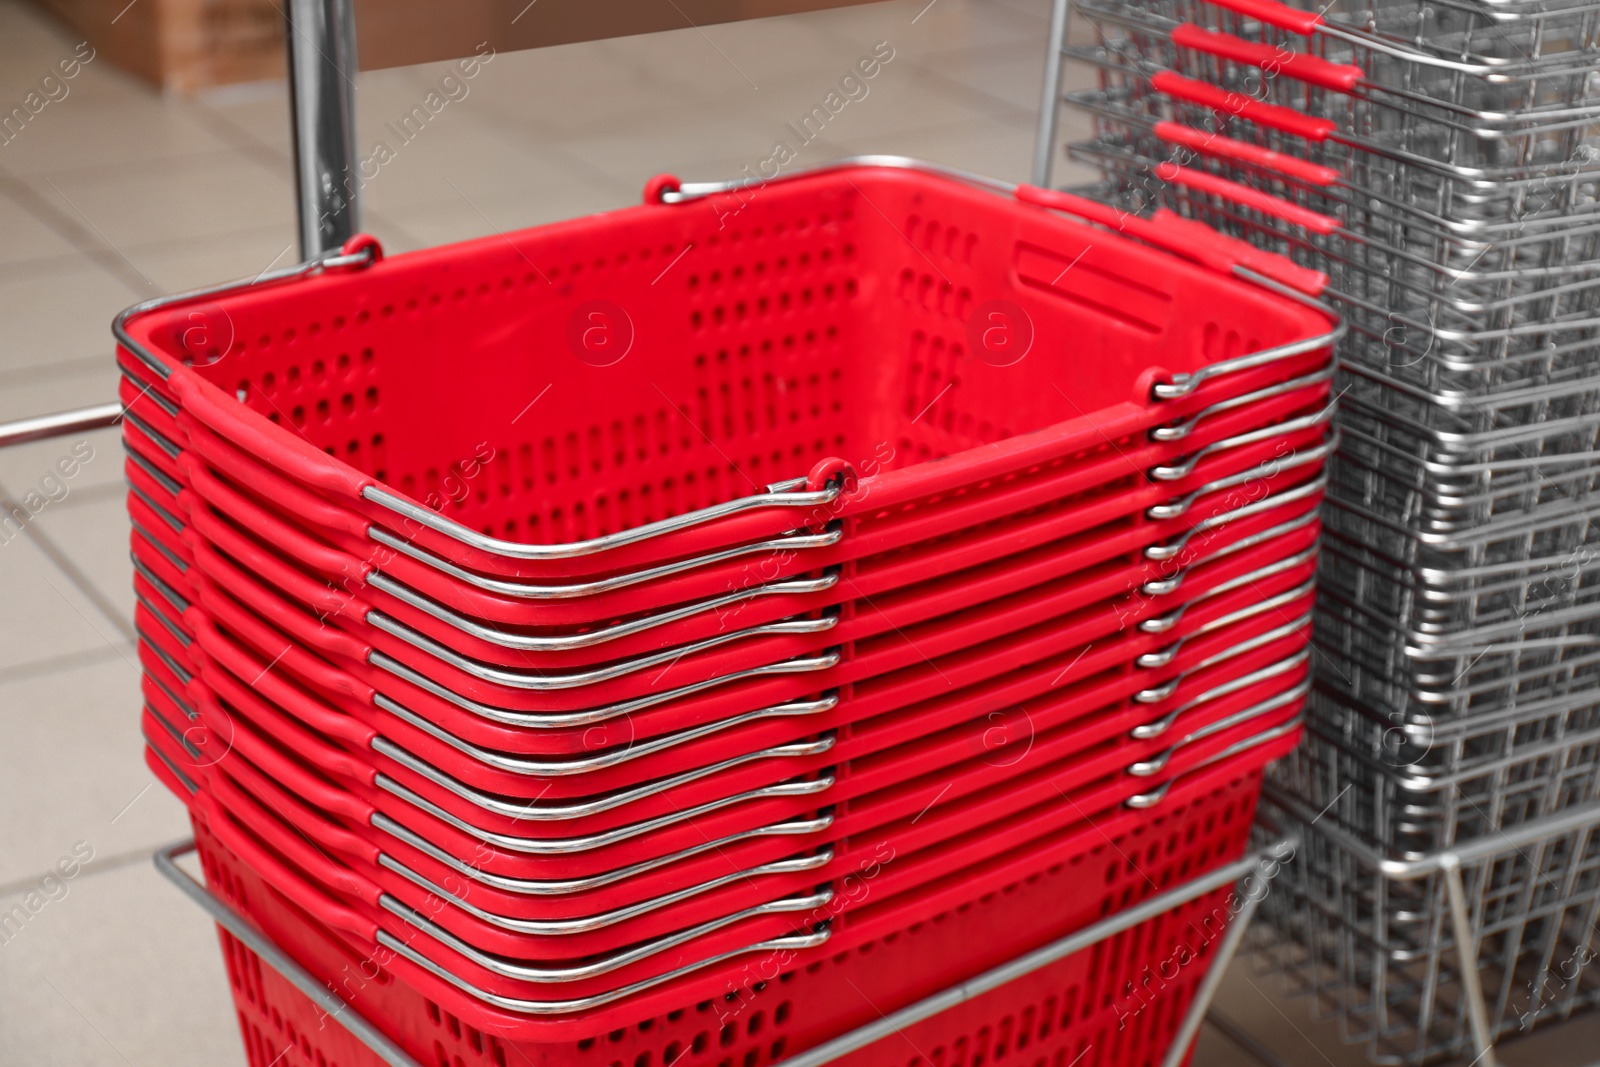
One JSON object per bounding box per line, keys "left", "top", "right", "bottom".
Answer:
{"left": 0, "top": 520, "right": 128, "bottom": 681}
{"left": 0, "top": 357, "right": 119, "bottom": 425}
{"left": 0, "top": 191, "right": 78, "bottom": 267}
{"left": 590, "top": 16, "right": 857, "bottom": 97}
{"left": 23, "top": 491, "right": 136, "bottom": 634}
{"left": 374, "top": 175, "right": 642, "bottom": 252}
{"left": 921, "top": 39, "right": 1050, "bottom": 112}
{"left": 730, "top": 63, "right": 1025, "bottom": 143}
{"left": 0, "top": 88, "right": 238, "bottom": 177}
{"left": 352, "top": 109, "right": 612, "bottom": 214}
{"left": 0, "top": 424, "right": 123, "bottom": 504}
{"left": 420, "top": 40, "right": 677, "bottom": 141}
{"left": 552, "top": 105, "right": 807, "bottom": 189}
{"left": 0, "top": 0, "right": 69, "bottom": 61}
{"left": 0, "top": 256, "right": 140, "bottom": 375}
{"left": 0, "top": 859, "right": 245, "bottom": 1067}
{"left": 194, "top": 80, "right": 293, "bottom": 160}
{"left": 552, "top": 63, "right": 1015, "bottom": 189}
{"left": 21, "top": 151, "right": 294, "bottom": 250}
{"left": 803, "top": 0, "right": 1047, "bottom": 50}
{"left": 120, "top": 226, "right": 298, "bottom": 295}
{"left": 0, "top": 656, "right": 186, "bottom": 886}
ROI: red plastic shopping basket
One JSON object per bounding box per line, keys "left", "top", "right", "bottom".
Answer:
{"left": 114, "top": 162, "right": 1337, "bottom": 588}
{"left": 178, "top": 722, "right": 1271, "bottom": 1056}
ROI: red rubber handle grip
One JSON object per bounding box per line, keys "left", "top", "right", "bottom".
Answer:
{"left": 1153, "top": 122, "right": 1340, "bottom": 186}
{"left": 177, "top": 452, "right": 370, "bottom": 585}
{"left": 179, "top": 498, "right": 372, "bottom": 623}
{"left": 1157, "top": 162, "right": 1341, "bottom": 234}
{"left": 166, "top": 368, "right": 373, "bottom": 500}
{"left": 210, "top": 762, "right": 384, "bottom": 896}
{"left": 1199, "top": 0, "right": 1323, "bottom": 35}
{"left": 187, "top": 563, "right": 371, "bottom": 713}
{"left": 193, "top": 789, "right": 381, "bottom": 942}
{"left": 185, "top": 676, "right": 377, "bottom": 825}
{"left": 184, "top": 617, "right": 378, "bottom": 762}
{"left": 178, "top": 412, "right": 373, "bottom": 539}
{"left": 1171, "top": 24, "right": 1360, "bottom": 91}
{"left": 1016, "top": 183, "right": 1264, "bottom": 281}
{"left": 184, "top": 546, "right": 373, "bottom": 698}
{"left": 1151, "top": 72, "right": 1336, "bottom": 142}
{"left": 1149, "top": 210, "right": 1328, "bottom": 296}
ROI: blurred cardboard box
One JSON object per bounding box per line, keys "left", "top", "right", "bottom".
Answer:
{"left": 26, "top": 0, "right": 880, "bottom": 94}
{"left": 27, "top": 0, "right": 286, "bottom": 93}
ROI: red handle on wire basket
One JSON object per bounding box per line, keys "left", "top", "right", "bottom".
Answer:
{"left": 1198, "top": 0, "right": 1324, "bottom": 35}
{"left": 1018, "top": 183, "right": 1256, "bottom": 280}
{"left": 1154, "top": 122, "right": 1340, "bottom": 186}
{"left": 1152, "top": 72, "right": 1337, "bottom": 142}
{"left": 1155, "top": 161, "right": 1342, "bottom": 234}
{"left": 1148, "top": 210, "right": 1328, "bottom": 295}
{"left": 194, "top": 789, "right": 381, "bottom": 943}
{"left": 1170, "top": 24, "right": 1362, "bottom": 91}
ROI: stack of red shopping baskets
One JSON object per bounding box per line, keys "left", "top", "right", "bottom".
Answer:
{"left": 118, "top": 161, "right": 1336, "bottom": 1067}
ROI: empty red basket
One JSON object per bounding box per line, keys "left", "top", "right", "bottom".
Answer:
{"left": 114, "top": 162, "right": 1336, "bottom": 588}
{"left": 122, "top": 159, "right": 1336, "bottom": 1062}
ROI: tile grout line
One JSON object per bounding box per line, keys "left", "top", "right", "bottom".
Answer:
{"left": 0, "top": 351, "right": 117, "bottom": 389}
{"left": 0, "top": 842, "right": 164, "bottom": 900}
{"left": 0, "top": 480, "right": 138, "bottom": 646}
{"left": 0, "top": 162, "right": 155, "bottom": 298}
{"left": 0, "top": 642, "right": 132, "bottom": 688}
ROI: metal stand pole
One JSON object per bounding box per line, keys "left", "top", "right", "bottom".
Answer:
{"left": 1441, "top": 854, "right": 1500, "bottom": 1067}
{"left": 285, "top": 0, "right": 360, "bottom": 258}
{"left": 1030, "top": 0, "right": 1073, "bottom": 188}
{"left": 1156, "top": 842, "right": 1287, "bottom": 1067}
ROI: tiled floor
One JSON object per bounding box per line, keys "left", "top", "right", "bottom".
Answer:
{"left": 0, "top": 1, "right": 1591, "bottom": 1065}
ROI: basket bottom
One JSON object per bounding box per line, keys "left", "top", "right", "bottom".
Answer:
{"left": 194, "top": 772, "right": 1261, "bottom": 1066}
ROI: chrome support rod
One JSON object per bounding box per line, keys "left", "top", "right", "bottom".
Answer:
{"left": 0, "top": 401, "right": 123, "bottom": 449}
{"left": 156, "top": 835, "right": 1291, "bottom": 1067}
{"left": 285, "top": 0, "right": 360, "bottom": 257}
{"left": 1442, "top": 855, "right": 1501, "bottom": 1067}
{"left": 783, "top": 842, "right": 1285, "bottom": 1067}
{"left": 1158, "top": 847, "right": 1279, "bottom": 1067}
{"left": 155, "top": 840, "right": 424, "bottom": 1067}
{"left": 1031, "top": 0, "right": 1073, "bottom": 187}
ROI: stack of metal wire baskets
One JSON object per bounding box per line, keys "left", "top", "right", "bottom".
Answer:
{"left": 1053, "top": 0, "right": 1600, "bottom": 1061}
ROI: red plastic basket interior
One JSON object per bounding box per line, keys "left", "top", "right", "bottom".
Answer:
{"left": 122, "top": 166, "right": 1329, "bottom": 548}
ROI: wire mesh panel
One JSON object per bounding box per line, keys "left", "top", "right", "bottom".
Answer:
{"left": 1051, "top": 0, "right": 1600, "bottom": 1059}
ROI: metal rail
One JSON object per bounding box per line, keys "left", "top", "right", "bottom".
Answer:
{"left": 155, "top": 836, "right": 1294, "bottom": 1067}
{"left": 0, "top": 402, "right": 124, "bottom": 449}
